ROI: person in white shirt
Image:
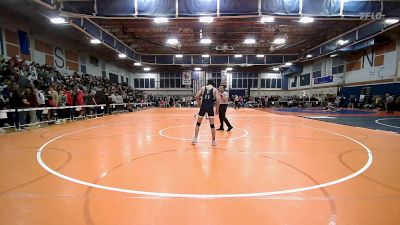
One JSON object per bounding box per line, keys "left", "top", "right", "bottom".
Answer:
{"left": 217, "top": 85, "right": 233, "bottom": 131}
{"left": 116, "top": 93, "right": 124, "bottom": 104}
{"left": 110, "top": 93, "right": 117, "bottom": 103}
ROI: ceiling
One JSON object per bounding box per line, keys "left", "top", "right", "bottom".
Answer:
{"left": 0, "top": 0, "right": 136, "bottom": 70}
{"left": 2, "top": 0, "right": 398, "bottom": 69}
{"left": 93, "top": 17, "right": 365, "bottom": 55}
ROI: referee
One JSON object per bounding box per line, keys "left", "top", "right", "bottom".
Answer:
{"left": 217, "top": 85, "right": 233, "bottom": 131}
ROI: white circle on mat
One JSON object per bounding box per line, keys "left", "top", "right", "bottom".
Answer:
{"left": 158, "top": 125, "right": 248, "bottom": 141}
{"left": 36, "top": 120, "right": 373, "bottom": 199}
{"left": 375, "top": 118, "right": 400, "bottom": 129}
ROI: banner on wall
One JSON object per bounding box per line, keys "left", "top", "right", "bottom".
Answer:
{"left": 53, "top": 46, "right": 65, "bottom": 69}
{"left": 314, "top": 76, "right": 333, "bottom": 84}
{"left": 17, "top": 30, "right": 30, "bottom": 55}
{"left": 191, "top": 70, "right": 204, "bottom": 81}
{"left": 182, "top": 70, "right": 192, "bottom": 85}
{"left": 192, "top": 70, "right": 205, "bottom": 94}
{"left": 221, "top": 70, "right": 229, "bottom": 85}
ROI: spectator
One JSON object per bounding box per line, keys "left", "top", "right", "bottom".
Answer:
{"left": 35, "top": 87, "right": 45, "bottom": 122}
{"left": 386, "top": 93, "right": 394, "bottom": 114}
{"left": 116, "top": 92, "right": 123, "bottom": 104}
{"left": 49, "top": 85, "right": 58, "bottom": 107}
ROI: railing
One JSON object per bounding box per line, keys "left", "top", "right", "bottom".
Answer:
{"left": 0, "top": 102, "right": 156, "bottom": 131}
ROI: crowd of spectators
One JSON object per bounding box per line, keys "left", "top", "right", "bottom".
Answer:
{"left": 0, "top": 55, "right": 152, "bottom": 130}
{"left": 155, "top": 92, "right": 400, "bottom": 113}
{"left": 1, "top": 55, "right": 398, "bottom": 131}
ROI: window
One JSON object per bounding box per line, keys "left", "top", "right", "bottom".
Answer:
{"left": 312, "top": 70, "right": 322, "bottom": 78}
{"left": 260, "top": 78, "right": 282, "bottom": 89}
{"left": 277, "top": 79, "right": 282, "bottom": 88}
{"left": 0, "top": 28, "right": 4, "bottom": 56}
{"left": 89, "top": 56, "right": 99, "bottom": 66}
{"left": 160, "top": 72, "right": 184, "bottom": 88}
{"left": 271, "top": 79, "right": 277, "bottom": 88}
{"left": 291, "top": 76, "right": 297, "bottom": 88}
{"left": 300, "top": 73, "right": 311, "bottom": 86}
{"left": 332, "top": 64, "right": 344, "bottom": 74}
{"left": 80, "top": 65, "right": 87, "bottom": 74}
{"left": 266, "top": 79, "right": 271, "bottom": 88}
{"left": 332, "top": 57, "right": 345, "bottom": 75}
{"left": 134, "top": 78, "right": 155, "bottom": 89}
{"left": 211, "top": 72, "right": 222, "bottom": 87}
{"left": 231, "top": 72, "right": 258, "bottom": 89}
{"left": 312, "top": 62, "right": 322, "bottom": 78}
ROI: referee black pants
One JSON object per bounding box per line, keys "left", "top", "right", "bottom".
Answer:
{"left": 219, "top": 104, "right": 232, "bottom": 129}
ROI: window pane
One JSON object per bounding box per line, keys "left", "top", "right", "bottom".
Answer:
{"left": 261, "top": 79, "right": 265, "bottom": 88}
{"left": 150, "top": 79, "right": 155, "bottom": 88}
{"left": 243, "top": 79, "right": 248, "bottom": 88}
{"left": 164, "top": 79, "right": 170, "bottom": 88}
{"left": 332, "top": 67, "right": 337, "bottom": 75}
{"left": 176, "top": 79, "right": 181, "bottom": 88}
{"left": 238, "top": 79, "right": 243, "bottom": 88}
{"left": 253, "top": 79, "right": 258, "bottom": 88}
{"left": 277, "top": 79, "right": 282, "bottom": 88}
{"left": 232, "top": 73, "right": 238, "bottom": 78}
{"left": 134, "top": 79, "right": 139, "bottom": 88}
{"left": 145, "top": 79, "right": 150, "bottom": 88}
{"left": 232, "top": 79, "right": 237, "bottom": 88}
{"left": 313, "top": 71, "right": 321, "bottom": 78}
{"left": 338, "top": 65, "right": 344, "bottom": 73}
{"left": 271, "top": 79, "right": 277, "bottom": 88}
{"left": 266, "top": 79, "right": 271, "bottom": 88}
{"left": 248, "top": 79, "right": 252, "bottom": 88}
{"left": 238, "top": 73, "right": 243, "bottom": 78}
{"left": 139, "top": 79, "right": 145, "bottom": 88}
{"left": 170, "top": 79, "right": 175, "bottom": 88}
{"left": 242, "top": 73, "right": 248, "bottom": 78}
{"left": 160, "top": 79, "right": 164, "bottom": 88}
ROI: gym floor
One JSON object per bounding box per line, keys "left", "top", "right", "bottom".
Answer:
{"left": 0, "top": 108, "right": 399, "bottom": 225}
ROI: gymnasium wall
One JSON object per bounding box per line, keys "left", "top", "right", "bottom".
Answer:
{"left": 286, "top": 37, "right": 400, "bottom": 96}
{"left": 0, "top": 26, "right": 134, "bottom": 85}
{"left": 130, "top": 70, "right": 286, "bottom": 97}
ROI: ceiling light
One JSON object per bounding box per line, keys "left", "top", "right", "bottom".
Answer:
{"left": 272, "top": 67, "right": 279, "bottom": 71}
{"left": 50, "top": 17, "right": 67, "bottom": 24}
{"left": 226, "top": 67, "right": 233, "bottom": 71}
{"left": 194, "top": 67, "right": 201, "bottom": 71}
{"left": 260, "top": 16, "right": 275, "bottom": 23}
{"left": 256, "top": 54, "right": 264, "bottom": 58}
{"left": 144, "top": 67, "right": 151, "bottom": 71}
{"left": 243, "top": 38, "right": 256, "bottom": 44}
{"left": 330, "top": 54, "right": 338, "bottom": 58}
{"left": 385, "top": 18, "right": 399, "bottom": 24}
{"left": 175, "top": 54, "right": 183, "bottom": 58}
{"left": 299, "top": 17, "right": 314, "bottom": 23}
{"left": 234, "top": 54, "right": 243, "bottom": 58}
{"left": 134, "top": 62, "right": 142, "bottom": 66}
{"left": 200, "top": 38, "right": 212, "bottom": 44}
{"left": 337, "top": 39, "right": 349, "bottom": 45}
{"left": 90, "top": 38, "right": 101, "bottom": 44}
{"left": 202, "top": 54, "right": 210, "bottom": 58}
{"left": 167, "top": 38, "right": 179, "bottom": 45}
{"left": 285, "top": 62, "right": 293, "bottom": 66}
{"left": 199, "top": 17, "right": 214, "bottom": 23}
{"left": 154, "top": 17, "right": 168, "bottom": 23}
{"left": 306, "top": 54, "right": 312, "bottom": 58}
{"left": 118, "top": 53, "right": 127, "bottom": 58}
{"left": 273, "top": 38, "right": 286, "bottom": 44}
